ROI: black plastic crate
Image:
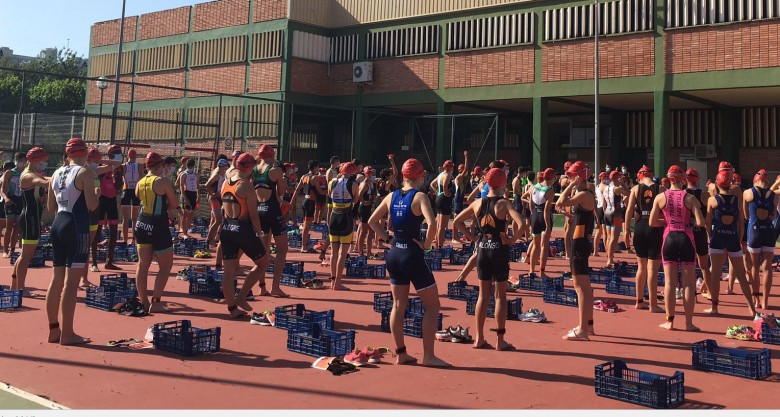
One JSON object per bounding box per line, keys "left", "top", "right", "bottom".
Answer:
{"left": 543, "top": 284, "right": 578, "bottom": 307}
{"left": 380, "top": 310, "right": 443, "bottom": 338}
{"left": 465, "top": 294, "right": 522, "bottom": 319}
{"left": 187, "top": 267, "right": 227, "bottom": 299}
{"left": 9, "top": 251, "right": 46, "bottom": 267}
{"left": 287, "top": 323, "right": 355, "bottom": 357}
{"left": 346, "top": 264, "right": 386, "bottom": 278}
{"left": 691, "top": 339, "right": 772, "bottom": 380}
{"left": 85, "top": 287, "right": 138, "bottom": 311}
{"left": 595, "top": 360, "right": 685, "bottom": 409}
{"left": 152, "top": 320, "right": 221, "bottom": 356}
{"left": 99, "top": 273, "right": 135, "bottom": 292}
{"left": 280, "top": 271, "right": 317, "bottom": 288}
{"left": 590, "top": 268, "right": 619, "bottom": 284}
{"left": 424, "top": 257, "right": 443, "bottom": 271}
{"left": 267, "top": 261, "right": 304, "bottom": 275}
{"left": 173, "top": 244, "right": 195, "bottom": 257}
{"left": 519, "top": 275, "right": 563, "bottom": 293}
{"left": 761, "top": 322, "right": 780, "bottom": 345}
{"left": 447, "top": 281, "right": 479, "bottom": 301}
{"left": 449, "top": 249, "right": 472, "bottom": 265}
{"left": 0, "top": 287, "right": 23, "bottom": 310}
{"left": 274, "top": 304, "right": 335, "bottom": 332}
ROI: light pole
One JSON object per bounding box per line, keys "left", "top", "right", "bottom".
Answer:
{"left": 110, "top": 0, "right": 128, "bottom": 144}
{"left": 96, "top": 76, "right": 109, "bottom": 144}
{"left": 593, "top": 0, "right": 601, "bottom": 177}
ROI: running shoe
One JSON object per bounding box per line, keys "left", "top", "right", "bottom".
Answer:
{"left": 435, "top": 329, "right": 453, "bottom": 342}
{"left": 362, "top": 347, "right": 390, "bottom": 364}
{"left": 675, "top": 287, "right": 683, "bottom": 300}
{"left": 448, "top": 326, "right": 472, "bottom": 343}
{"left": 519, "top": 308, "right": 547, "bottom": 323}
{"left": 246, "top": 290, "right": 255, "bottom": 301}
{"left": 696, "top": 277, "right": 704, "bottom": 294}
{"left": 176, "top": 268, "right": 188, "bottom": 281}
{"left": 313, "top": 242, "right": 326, "bottom": 251}
{"left": 343, "top": 349, "right": 369, "bottom": 366}
{"left": 90, "top": 265, "right": 100, "bottom": 272}
{"left": 249, "top": 311, "right": 275, "bottom": 326}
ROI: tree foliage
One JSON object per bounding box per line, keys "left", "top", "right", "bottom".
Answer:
{"left": 0, "top": 48, "right": 87, "bottom": 112}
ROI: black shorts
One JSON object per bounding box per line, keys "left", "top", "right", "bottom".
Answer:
{"left": 522, "top": 206, "right": 531, "bottom": 219}
{"left": 328, "top": 210, "right": 353, "bottom": 244}
{"left": 19, "top": 206, "right": 40, "bottom": 245}
{"left": 476, "top": 240, "right": 510, "bottom": 282}
{"left": 386, "top": 241, "right": 437, "bottom": 290}
{"left": 0, "top": 201, "right": 5, "bottom": 219}
{"left": 303, "top": 199, "right": 316, "bottom": 219}
{"left": 531, "top": 210, "right": 547, "bottom": 236}
{"left": 220, "top": 219, "right": 266, "bottom": 261}
{"left": 98, "top": 195, "right": 119, "bottom": 223}
{"left": 351, "top": 202, "right": 360, "bottom": 219}
{"left": 358, "top": 204, "right": 372, "bottom": 224}
{"left": 633, "top": 218, "right": 662, "bottom": 260}
{"left": 183, "top": 190, "right": 198, "bottom": 211}
{"left": 315, "top": 194, "right": 326, "bottom": 207}
{"left": 435, "top": 194, "right": 453, "bottom": 216}
{"left": 595, "top": 207, "right": 605, "bottom": 225}
{"left": 692, "top": 227, "right": 709, "bottom": 257}
{"left": 570, "top": 237, "right": 592, "bottom": 275}
{"left": 4, "top": 196, "right": 22, "bottom": 218}
{"left": 747, "top": 221, "right": 776, "bottom": 253}
{"left": 662, "top": 231, "right": 696, "bottom": 266}
{"left": 709, "top": 230, "right": 742, "bottom": 256}
{"left": 120, "top": 188, "right": 141, "bottom": 207}
{"left": 135, "top": 214, "right": 173, "bottom": 254}
{"left": 89, "top": 209, "right": 100, "bottom": 232}
{"left": 51, "top": 212, "right": 90, "bottom": 268}
{"left": 257, "top": 201, "right": 288, "bottom": 237}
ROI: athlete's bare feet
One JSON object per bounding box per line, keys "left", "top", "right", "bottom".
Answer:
{"left": 236, "top": 297, "right": 253, "bottom": 312}
{"left": 48, "top": 327, "right": 61, "bottom": 343}
{"left": 396, "top": 353, "right": 417, "bottom": 365}
{"left": 332, "top": 284, "right": 351, "bottom": 291}
{"left": 650, "top": 306, "right": 665, "bottom": 313}
{"left": 229, "top": 307, "right": 248, "bottom": 319}
{"left": 703, "top": 306, "right": 719, "bottom": 315}
{"left": 635, "top": 301, "right": 649, "bottom": 310}
{"left": 148, "top": 301, "right": 169, "bottom": 314}
{"left": 60, "top": 334, "right": 91, "bottom": 346}
{"left": 659, "top": 321, "right": 674, "bottom": 330}
{"left": 1, "top": 252, "right": 9, "bottom": 258}
{"left": 496, "top": 340, "right": 515, "bottom": 351}
{"left": 685, "top": 324, "right": 701, "bottom": 332}
{"left": 270, "top": 289, "right": 289, "bottom": 298}
{"left": 421, "top": 356, "right": 452, "bottom": 367}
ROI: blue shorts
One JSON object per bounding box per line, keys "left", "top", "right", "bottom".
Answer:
{"left": 386, "top": 241, "right": 436, "bottom": 290}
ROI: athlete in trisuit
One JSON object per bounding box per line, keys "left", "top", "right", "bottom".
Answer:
{"left": 46, "top": 138, "right": 98, "bottom": 345}
{"left": 120, "top": 148, "right": 143, "bottom": 245}
{"left": 328, "top": 162, "right": 360, "bottom": 291}
{"left": 685, "top": 168, "right": 712, "bottom": 299}
{"left": 1, "top": 152, "right": 26, "bottom": 257}
{"left": 368, "top": 158, "right": 450, "bottom": 367}
{"left": 292, "top": 160, "right": 327, "bottom": 254}
{"left": 743, "top": 169, "right": 777, "bottom": 310}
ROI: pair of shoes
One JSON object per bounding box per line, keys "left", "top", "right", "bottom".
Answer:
{"left": 447, "top": 325, "right": 472, "bottom": 343}
{"left": 696, "top": 277, "right": 704, "bottom": 294}
{"left": 313, "top": 242, "right": 326, "bottom": 251}
{"left": 594, "top": 299, "right": 622, "bottom": 313}
{"left": 344, "top": 347, "right": 391, "bottom": 366}
{"left": 519, "top": 308, "right": 547, "bottom": 323}
{"left": 245, "top": 290, "right": 255, "bottom": 301}
{"left": 193, "top": 250, "right": 212, "bottom": 258}
{"left": 104, "top": 262, "right": 121, "bottom": 271}
{"left": 435, "top": 329, "right": 453, "bottom": 342}
{"left": 302, "top": 278, "right": 325, "bottom": 289}
{"left": 176, "top": 268, "right": 188, "bottom": 280}
{"left": 249, "top": 311, "right": 275, "bottom": 326}
{"left": 90, "top": 265, "right": 99, "bottom": 272}
{"left": 725, "top": 324, "right": 756, "bottom": 341}
{"left": 675, "top": 287, "right": 684, "bottom": 300}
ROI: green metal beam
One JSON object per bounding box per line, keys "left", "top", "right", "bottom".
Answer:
{"left": 532, "top": 96, "right": 548, "bottom": 172}
{"left": 653, "top": 91, "right": 671, "bottom": 171}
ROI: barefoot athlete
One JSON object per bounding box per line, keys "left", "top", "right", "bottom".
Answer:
{"left": 205, "top": 157, "right": 229, "bottom": 247}
{"left": 328, "top": 161, "right": 360, "bottom": 291}
{"left": 454, "top": 168, "right": 522, "bottom": 351}
{"left": 11, "top": 147, "right": 49, "bottom": 296}
{"left": 220, "top": 153, "right": 270, "bottom": 319}
{"left": 134, "top": 152, "right": 179, "bottom": 314}
{"left": 624, "top": 166, "right": 664, "bottom": 312}
{"left": 706, "top": 170, "right": 756, "bottom": 317}
{"left": 46, "top": 139, "right": 97, "bottom": 345}
{"left": 120, "top": 148, "right": 143, "bottom": 245}
{"left": 368, "top": 158, "right": 450, "bottom": 367}
{"left": 650, "top": 165, "right": 705, "bottom": 332}
{"left": 92, "top": 144, "right": 123, "bottom": 272}
{"left": 529, "top": 168, "right": 555, "bottom": 277}
{"left": 744, "top": 169, "right": 777, "bottom": 310}
{"left": 685, "top": 168, "right": 712, "bottom": 298}
{"left": 556, "top": 161, "right": 596, "bottom": 341}
{"left": 253, "top": 144, "right": 290, "bottom": 298}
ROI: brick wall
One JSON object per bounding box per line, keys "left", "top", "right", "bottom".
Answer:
{"left": 134, "top": 71, "right": 187, "bottom": 101}
{"left": 445, "top": 46, "right": 534, "bottom": 89}
{"left": 363, "top": 55, "right": 439, "bottom": 93}
{"left": 666, "top": 20, "right": 780, "bottom": 74}
{"left": 248, "top": 60, "right": 282, "bottom": 93}
{"left": 139, "top": 7, "right": 191, "bottom": 40}
{"left": 87, "top": 75, "right": 134, "bottom": 105}
{"left": 254, "top": 0, "right": 287, "bottom": 22}
{"left": 290, "top": 59, "right": 357, "bottom": 96}
{"left": 740, "top": 149, "right": 780, "bottom": 178}
{"left": 193, "top": 0, "right": 249, "bottom": 32}
{"left": 91, "top": 17, "right": 138, "bottom": 47}
{"left": 189, "top": 63, "right": 247, "bottom": 96}
{"left": 542, "top": 33, "right": 654, "bottom": 82}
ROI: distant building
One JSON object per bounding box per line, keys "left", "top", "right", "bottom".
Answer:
{"left": 0, "top": 46, "right": 86, "bottom": 67}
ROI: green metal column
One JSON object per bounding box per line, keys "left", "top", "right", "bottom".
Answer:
{"left": 520, "top": 113, "right": 534, "bottom": 168}
{"left": 720, "top": 108, "right": 741, "bottom": 172}
{"left": 435, "top": 101, "right": 452, "bottom": 164}
{"left": 610, "top": 110, "right": 626, "bottom": 166}
{"left": 653, "top": 91, "right": 671, "bottom": 171}
{"left": 532, "top": 97, "right": 548, "bottom": 172}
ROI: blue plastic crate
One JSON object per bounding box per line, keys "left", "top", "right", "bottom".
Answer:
{"left": 595, "top": 360, "right": 685, "bottom": 409}
{"left": 9, "top": 251, "right": 46, "bottom": 267}
{"left": 543, "top": 284, "right": 579, "bottom": 307}
{"left": 99, "top": 273, "right": 136, "bottom": 292}
{"left": 38, "top": 233, "right": 51, "bottom": 245}
{"left": 380, "top": 310, "right": 443, "bottom": 338}
{"left": 346, "top": 264, "right": 386, "bottom": 278}
{"left": 193, "top": 217, "right": 210, "bottom": 227}
{"left": 691, "top": 339, "right": 771, "bottom": 380}
{"left": 606, "top": 280, "right": 649, "bottom": 298}
{"left": 114, "top": 244, "right": 139, "bottom": 262}
{"left": 509, "top": 243, "right": 527, "bottom": 262}
{"left": 0, "top": 287, "right": 23, "bottom": 309}
{"left": 287, "top": 323, "right": 355, "bottom": 357}
{"left": 761, "top": 322, "right": 780, "bottom": 345}
{"left": 590, "top": 268, "right": 619, "bottom": 284}
{"left": 173, "top": 244, "right": 195, "bottom": 257}
{"left": 267, "top": 261, "right": 304, "bottom": 276}
{"left": 85, "top": 287, "right": 138, "bottom": 311}
{"left": 447, "top": 281, "right": 479, "bottom": 301}
{"left": 465, "top": 294, "right": 522, "bottom": 319}
{"left": 345, "top": 256, "right": 368, "bottom": 267}
{"left": 280, "top": 271, "right": 317, "bottom": 288}
{"left": 449, "top": 249, "right": 472, "bottom": 265}
{"left": 274, "top": 304, "right": 335, "bottom": 332}
{"left": 311, "top": 223, "right": 328, "bottom": 233}
{"left": 287, "top": 234, "right": 303, "bottom": 248}
{"left": 373, "top": 292, "right": 424, "bottom": 313}
{"left": 152, "top": 320, "right": 221, "bottom": 356}
{"left": 519, "top": 274, "right": 564, "bottom": 293}
{"left": 424, "top": 257, "right": 442, "bottom": 271}
{"left": 187, "top": 266, "right": 228, "bottom": 299}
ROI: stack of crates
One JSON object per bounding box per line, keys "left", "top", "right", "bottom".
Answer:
{"left": 373, "top": 292, "right": 442, "bottom": 338}
{"left": 187, "top": 225, "right": 209, "bottom": 238}
{"left": 85, "top": 273, "right": 138, "bottom": 311}
{"left": 280, "top": 303, "right": 354, "bottom": 358}
{"left": 187, "top": 266, "right": 228, "bottom": 299}
{"left": 114, "top": 242, "right": 139, "bottom": 262}
{"left": 465, "top": 292, "right": 523, "bottom": 319}
{"left": 0, "top": 285, "right": 23, "bottom": 310}
{"left": 9, "top": 247, "right": 47, "bottom": 267}
{"left": 345, "top": 256, "right": 385, "bottom": 278}
{"left": 174, "top": 238, "right": 209, "bottom": 257}
{"left": 152, "top": 320, "right": 220, "bottom": 356}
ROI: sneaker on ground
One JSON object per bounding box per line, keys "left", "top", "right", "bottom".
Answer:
{"left": 249, "top": 311, "right": 275, "bottom": 326}
{"left": 362, "top": 347, "right": 389, "bottom": 364}
{"left": 519, "top": 308, "right": 547, "bottom": 323}
{"left": 90, "top": 265, "right": 99, "bottom": 272}
{"left": 675, "top": 287, "right": 683, "bottom": 300}
{"left": 343, "top": 349, "right": 369, "bottom": 366}
{"left": 435, "top": 329, "right": 453, "bottom": 342}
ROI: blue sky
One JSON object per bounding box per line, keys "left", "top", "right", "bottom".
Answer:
{"left": 0, "top": 0, "right": 196, "bottom": 58}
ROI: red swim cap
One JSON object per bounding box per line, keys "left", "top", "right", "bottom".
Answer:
{"left": 145, "top": 152, "right": 163, "bottom": 168}
{"left": 609, "top": 170, "right": 621, "bottom": 182}
{"left": 257, "top": 144, "right": 276, "bottom": 160}
{"left": 485, "top": 168, "right": 507, "bottom": 189}
{"left": 716, "top": 170, "right": 733, "bottom": 189}
{"left": 339, "top": 162, "right": 359, "bottom": 176}
{"left": 567, "top": 161, "right": 588, "bottom": 181}
{"left": 401, "top": 159, "right": 425, "bottom": 180}
{"left": 127, "top": 148, "right": 137, "bottom": 158}
{"left": 564, "top": 161, "right": 573, "bottom": 171}
{"left": 235, "top": 153, "right": 256, "bottom": 171}
{"left": 733, "top": 172, "right": 742, "bottom": 185}
{"left": 363, "top": 166, "right": 374, "bottom": 177}
{"left": 107, "top": 144, "right": 122, "bottom": 155}
{"left": 666, "top": 165, "right": 686, "bottom": 180}
{"left": 718, "top": 161, "right": 734, "bottom": 173}
{"left": 637, "top": 165, "right": 653, "bottom": 180}
{"left": 472, "top": 166, "right": 483, "bottom": 176}
{"left": 754, "top": 169, "right": 768, "bottom": 183}
{"left": 598, "top": 171, "right": 608, "bottom": 180}
{"left": 442, "top": 160, "right": 454, "bottom": 169}
{"left": 65, "top": 138, "right": 87, "bottom": 157}
{"left": 543, "top": 168, "right": 556, "bottom": 181}
{"left": 26, "top": 147, "right": 47, "bottom": 162}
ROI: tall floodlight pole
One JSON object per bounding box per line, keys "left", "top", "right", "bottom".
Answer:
{"left": 593, "top": 0, "right": 600, "bottom": 176}
{"left": 110, "top": 0, "right": 127, "bottom": 144}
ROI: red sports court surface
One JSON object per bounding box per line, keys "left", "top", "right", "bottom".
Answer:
{"left": 1, "top": 234, "right": 778, "bottom": 410}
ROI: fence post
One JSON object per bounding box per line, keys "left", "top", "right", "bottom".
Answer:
{"left": 70, "top": 112, "right": 76, "bottom": 138}
{"left": 12, "top": 114, "right": 18, "bottom": 150}
{"left": 15, "top": 71, "right": 26, "bottom": 150}
{"left": 29, "top": 113, "right": 36, "bottom": 147}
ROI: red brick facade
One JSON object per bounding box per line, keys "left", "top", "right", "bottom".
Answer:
{"left": 362, "top": 56, "right": 440, "bottom": 94}
{"left": 139, "top": 7, "right": 191, "bottom": 40}
{"left": 134, "top": 71, "right": 187, "bottom": 101}
{"left": 189, "top": 63, "right": 247, "bottom": 97}
{"left": 248, "top": 60, "right": 283, "bottom": 93}
{"left": 254, "top": 0, "right": 287, "bottom": 22}
{"left": 86, "top": 75, "right": 134, "bottom": 105}
{"left": 740, "top": 149, "right": 780, "bottom": 178}
{"left": 445, "top": 46, "right": 534, "bottom": 89}
{"left": 542, "top": 33, "right": 655, "bottom": 82}
{"left": 290, "top": 59, "right": 357, "bottom": 96}
{"left": 193, "top": 0, "right": 249, "bottom": 32}
{"left": 91, "top": 17, "right": 137, "bottom": 47}
{"left": 665, "top": 20, "right": 780, "bottom": 74}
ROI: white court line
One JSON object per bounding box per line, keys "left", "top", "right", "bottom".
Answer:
{"left": 0, "top": 382, "right": 69, "bottom": 410}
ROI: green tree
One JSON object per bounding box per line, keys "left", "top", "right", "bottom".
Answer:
{"left": 0, "top": 73, "right": 22, "bottom": 113}
{"left": 28, "top": 77, "right": 86, "bottom": 111}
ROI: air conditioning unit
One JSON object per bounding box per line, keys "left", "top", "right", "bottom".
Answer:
{"left": 353, "top": 62, "right": 373, "bottom": 83}
{"left": 694, "top": 144, "right": 716, "bottom": 159}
